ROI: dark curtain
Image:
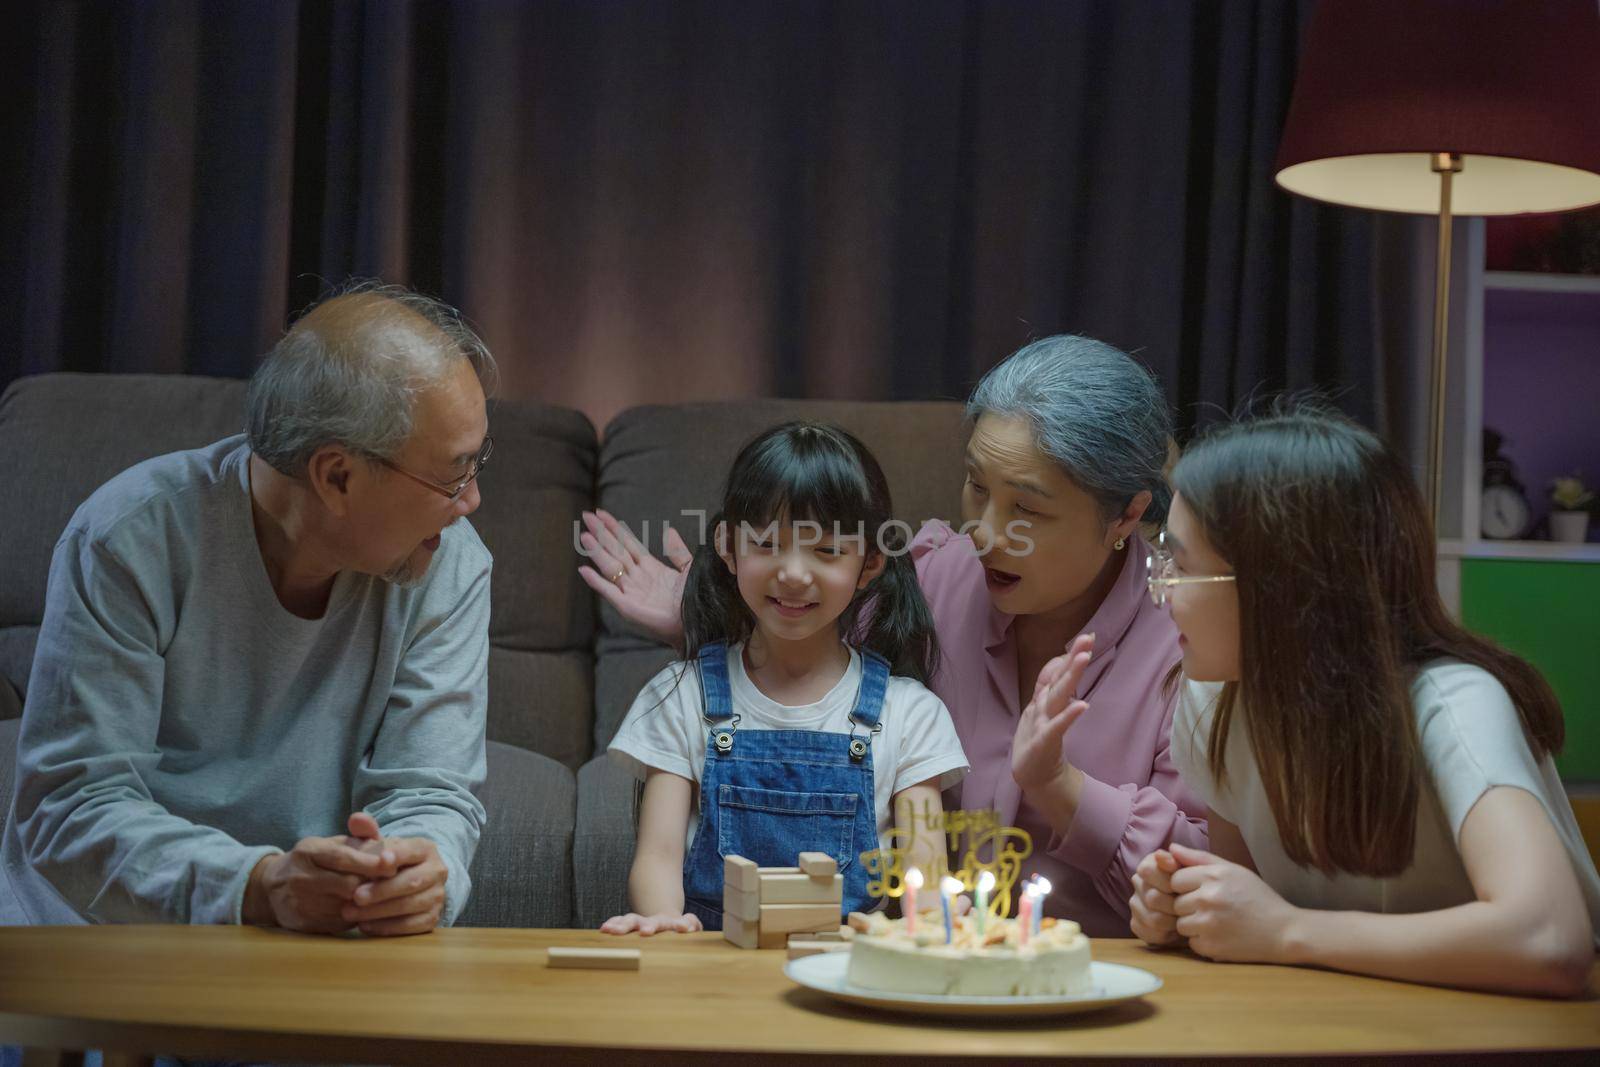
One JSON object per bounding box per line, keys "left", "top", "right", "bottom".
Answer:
{"left": 0, "top": 0, "right": 1423, "bottom": 443}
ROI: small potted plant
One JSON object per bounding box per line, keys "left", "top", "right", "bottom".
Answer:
{"left": 1549, "top": 474, "right": 1594, "bottom": 543}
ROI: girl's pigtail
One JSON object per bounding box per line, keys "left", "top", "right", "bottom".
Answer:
{"left": 681, "top": 513, "right": 752, "bottom": 657}
{"left": 855, "top": 542, "right": 940, "bottom": 688}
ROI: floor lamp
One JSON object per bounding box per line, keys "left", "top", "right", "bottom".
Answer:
{"left": 1273, "top": 0, "right": 1600, "bottom": 530}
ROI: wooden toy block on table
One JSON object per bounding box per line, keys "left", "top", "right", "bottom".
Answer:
{"left": 786, "top": 937, "right": 852, "bottom": 960}
{"left": 757, "top": 871, "right": 842, "bottom": 905}
{"left": 759, "top": 902, "right": 839, "bottom": 937}
{"left": 721, "top": 852, "right": 846, "bottom": 950}
{"left": 722, "top": 881, "right": 761, "bottom": 922}
{"left": 798, "top": 852, "right": 837, "bottom": 877}
{"left": 724, "top": 854, "right": 760, "bottom": 893}
{"left": 722, "top": 912, "right": 759, "bottom": 950}
{"left": 547, "top": 947, "right": 642, "bottom": 971}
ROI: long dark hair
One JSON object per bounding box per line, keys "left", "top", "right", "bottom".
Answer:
{"left": 681, "top": 420, "right": 939, "bottom": 685}
{"left": 1173, "top": 405, "right": 1563, "bottom": 878}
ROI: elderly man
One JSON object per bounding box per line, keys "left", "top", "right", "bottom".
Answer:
{"left": 0, "top": 283, "right": 495, "bottom": 936}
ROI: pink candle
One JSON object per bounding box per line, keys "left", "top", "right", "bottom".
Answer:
{"left": 904, "top": 868, "right": 923, "bottom": 935}
{"left": 1018, "top": 886, "right": 1036, "bottom": 947}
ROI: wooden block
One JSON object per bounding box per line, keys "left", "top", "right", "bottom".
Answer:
{"left": 758, "top": 925, "right": 790, "bottom": 950}
{"left": 722, "top": 883, "right": 760, "bottom": 922}
{"left": 757, "top": 871, "right": 842, "bottom": 905}
{"left": 759, "top": 902, "right": 841, "bottom": 937}
{"left": 802, "top": 926, "right": 851, "bottom": 942}
{"left": 722, "top": 912, "right": 759, "bottom": 949}
{"left": 546, "top": 947, "right": 641, "bottom": 971}
{"left": 787, "top": 939, "right": 853, "bottom": 960}
{"left": 797, "top": 852, "right": 837, "bottom": 877}
{"left": 724, "top": 854, "right": 759, "bottom": 893}
{"left": 757, "top": 866, "right": 799, "bottom": 876}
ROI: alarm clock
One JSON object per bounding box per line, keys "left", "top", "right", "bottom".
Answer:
{"left": 1481, "top": 484, "right": 1531, "bottom": 539}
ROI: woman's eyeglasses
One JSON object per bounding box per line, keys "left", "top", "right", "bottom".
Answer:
{"left": 1145, "top": 530, "right": 1235, "bottom": 608}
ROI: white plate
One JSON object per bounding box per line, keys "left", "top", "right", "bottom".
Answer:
{"left": 784, "top": 951, "right": 1162, "bottom": 1017}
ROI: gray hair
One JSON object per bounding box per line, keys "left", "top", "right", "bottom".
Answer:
{"left": 246, "top": 281, "right": 498, "bottom": 477}
{"left": 966, "top": 335, "right": 1174, "bottom": 525}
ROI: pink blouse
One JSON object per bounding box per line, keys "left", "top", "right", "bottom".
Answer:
{"left": 911, "top": 521, "right": 1208, "bottom": 936}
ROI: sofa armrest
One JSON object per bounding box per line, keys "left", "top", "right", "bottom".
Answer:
{"left": 572, "top": 755, "right": 640, "bottom": 929}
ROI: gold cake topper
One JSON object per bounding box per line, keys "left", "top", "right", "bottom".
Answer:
{"left": 859, "top": 803, "right": 1033, "bottom": 919}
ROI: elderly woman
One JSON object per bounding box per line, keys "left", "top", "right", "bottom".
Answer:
{"left": 579, "top": 335, "right": 1205, "bottom": 936}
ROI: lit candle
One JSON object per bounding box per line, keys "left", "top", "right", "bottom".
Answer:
{"left": 976, "top": 870, "right": 996, "bottom": 937}
{"left": 940, "top": 875, "right": 961, "bottom": 944}
{"left": 1031, "top": 876, "right": 1052, "bottom": 938}
{"left": 904, "top": 867, "right": 923, "bottom": 936}
{"left": 1018, "top": 884, "right": 1036, "bottom": 947}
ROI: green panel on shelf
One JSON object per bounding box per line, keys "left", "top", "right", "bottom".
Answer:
{"left": 1461, "top": 559, "right": 1600, "bottom": 782}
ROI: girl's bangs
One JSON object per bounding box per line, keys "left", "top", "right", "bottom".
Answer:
{"left": 727, "top": 436, "right": 874, "bottom": 532}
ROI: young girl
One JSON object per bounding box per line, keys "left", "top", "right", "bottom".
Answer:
{"left": 601, "top": 421, "right": 969, "bottom": 934}
{"left": 1129, "top": 408, "right": 1599, "bottom": 996}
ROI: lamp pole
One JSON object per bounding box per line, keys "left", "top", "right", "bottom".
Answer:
{"left": 1427, "top": 151, "right": 1462, "bottom": 530}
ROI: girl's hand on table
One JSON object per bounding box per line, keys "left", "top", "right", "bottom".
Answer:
{"left": 1169, "top": 843, "right": 1299, "bottom": 963}
{"left": 1130, "top": 848, "right": 1186, "bottom": 948}
{"left": 600, "top": 911, "right": 704, "bottom": 936}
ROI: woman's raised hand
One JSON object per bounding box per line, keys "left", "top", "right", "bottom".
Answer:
{"left": 577, "top": 509, "right": 693, "bottom": 646}
{"left": 1011, "top": 633, "right": 1095, "bottom": 791}
{"left": 600, "top": 911, "right": 704, "bottom": 936}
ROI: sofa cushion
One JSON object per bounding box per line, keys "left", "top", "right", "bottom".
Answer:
{"left": 0, "top": 628, "right": 36, "bottom": 719}
{"left": 472, "top": 398, "right": 597, "bottom": 653}
{"left": 591, "top": 636, "right": 677, "bottom": 753}
{"left": 0, "top": 718, "right": 15, "bottom": 812}
{"left": 572, "top": 754, "right": 639, "bottom": 929}
{"left": 0, "top": 374, "right": 257, "bottom": 632}
{"left": 458, "top": 740, "right": 578, "bottom": 928}
{"left": 490, "top": 648, "right": 593, "bottom": 769}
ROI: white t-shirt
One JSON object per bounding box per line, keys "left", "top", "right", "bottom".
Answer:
{"left": 609, "top": 643, "right": 970, "bottom": 851}
{"left": 1172, "top": 660, "right": 1600, "bottom": 942}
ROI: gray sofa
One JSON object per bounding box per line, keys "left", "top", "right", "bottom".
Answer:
{"left": 0, "top": 373, "right": 968, "bottom": 928}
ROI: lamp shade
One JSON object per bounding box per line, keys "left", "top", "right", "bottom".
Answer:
{"left": 1275, "top": 0, "right": 1600, "bottom": 215}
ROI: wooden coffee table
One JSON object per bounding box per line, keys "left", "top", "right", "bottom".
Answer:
{"left": 1, "top": 926, "right": 1596, "bottom": 1064}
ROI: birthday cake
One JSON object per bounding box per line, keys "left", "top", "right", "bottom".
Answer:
{"left": 845, "top": 910, "right": 1092, "bottom": 997}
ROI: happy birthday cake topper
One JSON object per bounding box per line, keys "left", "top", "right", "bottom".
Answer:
{"left": 860, "top": 802, "right": 1033, "bottom": 918}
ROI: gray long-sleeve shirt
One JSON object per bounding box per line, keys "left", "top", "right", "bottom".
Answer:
{"left": 1, "top": 435, "right": 490, "bottom": 926}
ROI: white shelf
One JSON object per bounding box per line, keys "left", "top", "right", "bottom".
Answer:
{"left": 1438, "top": 538, "right": 1600, "bottom": 563}
{"left": 1483, "top": 271, "right": 1600, "bottom": 295}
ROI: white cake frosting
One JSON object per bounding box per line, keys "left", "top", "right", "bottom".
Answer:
{"left": 845, "top": 910, "right": 1092, "bottom": 997}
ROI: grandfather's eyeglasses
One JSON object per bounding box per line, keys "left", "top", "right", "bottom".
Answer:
{"left": 1146, "top": 530, "right": 1235, "bottom": 608}
{"left": 379, "top": 436, "right": 494, "bottom": 502}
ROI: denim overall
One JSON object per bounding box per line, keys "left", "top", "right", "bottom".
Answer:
{"left": 681, "top": 641, "right": 887, "bottom": 930}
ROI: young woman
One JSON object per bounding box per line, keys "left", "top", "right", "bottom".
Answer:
{"left": 1130, "top": 408, "right": 1598, "bottom": 997}
{"left": 601, "top": 422, "right": 967, "bottom": 933}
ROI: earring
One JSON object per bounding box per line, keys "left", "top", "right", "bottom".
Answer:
{"left": 1114, "top": 537, "right": 1126, "bottom": 551}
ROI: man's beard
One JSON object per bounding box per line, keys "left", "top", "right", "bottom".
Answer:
{"left": 381, "top": 552, "right": 428, "bottom": 589}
